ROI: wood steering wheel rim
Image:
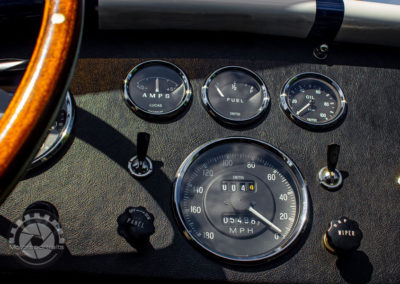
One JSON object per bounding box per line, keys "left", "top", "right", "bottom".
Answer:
{"left": 0, "top": 0, "right": 84, "bottom": 205}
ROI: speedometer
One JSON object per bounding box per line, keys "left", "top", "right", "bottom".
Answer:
{"left": 173, "top": 137, "right": 309, "bottom": 263}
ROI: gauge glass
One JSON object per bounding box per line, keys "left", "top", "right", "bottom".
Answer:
{"left": 0, "top": 89, "right": 13, "bottom": 120}
{"left": 173, "top": 137, "right": 308, "bottom": 263}
{"left": 280, "top": 73, "right": 346, "bottom": 129}
{"left": 0, "top": 90, "right": 74, "bottom": 169}
{"left": 30, "top": 92, "right": 75, "bottom": 168}
{"left": 201, "top": 67, "right": 270, "bottom": 125}
{"left": 0, "top": 63, "right": 75, "bottom": 170}
{"left": 124, "top": 60, "right": 192, "bottom": 119}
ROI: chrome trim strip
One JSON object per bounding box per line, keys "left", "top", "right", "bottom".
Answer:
{"left": 0, "top": 59, "right": 28, "bottom": 73}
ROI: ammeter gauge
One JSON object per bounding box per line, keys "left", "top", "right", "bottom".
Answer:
{"left": 124, "top": 60, "right": 192, "bottom": 120}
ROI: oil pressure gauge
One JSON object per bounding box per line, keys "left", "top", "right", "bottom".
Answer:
{"left": 280, "top": 73, "right": 347, "bottom": 130}
{"left": 124, "top": 60, "right": 192, "bottom": 120}
{"left": 201, "top": 66, "right": 270, "bottom": 126}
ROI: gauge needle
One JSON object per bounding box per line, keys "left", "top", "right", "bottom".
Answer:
{"left": 246, "top": 91, "right": 261, "bottom": 103}
{"left": 248, "top": 206, "right": 282, "bottom": 234}
{"left": 155, "top": 77, "right": 159, "bottom": 93}
{"left": 296, "top": 102, "right": 311, "bottom": 116}
{"left": 216, "top": 86, "right": 225, "bottom": 97}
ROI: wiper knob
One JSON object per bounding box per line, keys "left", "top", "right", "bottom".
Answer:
{"left": 323, "top": 217, "right": 363, "bottom": 255}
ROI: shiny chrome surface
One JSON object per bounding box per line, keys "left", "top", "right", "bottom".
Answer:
{"left": 99, "top": 0, "right": 400, "bottom": 46}
{"left": 336, "top": 0, "right": 400, "bottom": 46}
{"left": 128, "top": 155, "right": 153, "bottom": 178}
{"left": 99, "top": 0, "right": 315, "bottom": 38}
{"left": 0, "top": 59, "right": 28, "bottom": 72}
{"left": 318, "top": 167, "right": 343, "bottom": 190}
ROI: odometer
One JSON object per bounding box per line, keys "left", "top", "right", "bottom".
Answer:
{"left": 173, "top": 137, "right": 309, "bottom": 263}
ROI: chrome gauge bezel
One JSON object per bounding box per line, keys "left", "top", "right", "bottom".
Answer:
{"left": 30, "top": 92, "right": 75, "bottom": 169}
{"left": 280, "top": 73, "right": 347, "bottom": 130}
{"left": 123, "top": 60, "right": 192, "bottom": 120}
{"left": 173, "top": 137, "right": 309, "bottom": 264}
{"left": 201, "top": 66, "right": 270, "bottom": 126}
{"left": 0, "top": 59, "right": 75, "bottom": 170}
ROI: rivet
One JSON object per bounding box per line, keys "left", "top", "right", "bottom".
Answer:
{"left": 51, "top": 13, "right": 66, "bottom": 24}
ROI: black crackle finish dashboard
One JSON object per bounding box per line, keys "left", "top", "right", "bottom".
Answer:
{"left": 0, "top": 28, "right": 399, "bottom": 283}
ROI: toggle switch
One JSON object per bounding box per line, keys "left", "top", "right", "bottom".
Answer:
{"left": 318, "top": 144, "right": 343, "bottom": 190}
{"left": 128, "top": 132, "right": 153, "bottom": 178}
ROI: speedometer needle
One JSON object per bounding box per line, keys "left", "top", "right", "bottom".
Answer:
{"left": 248, "top": 206, "right": 282, "bottom": 234}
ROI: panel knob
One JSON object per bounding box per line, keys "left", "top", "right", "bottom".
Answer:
{"left": 323, "top": 216, "right": 363, "bottom": 254}
{"left": 117, "top": 206, "right": 155, "bottom": 251}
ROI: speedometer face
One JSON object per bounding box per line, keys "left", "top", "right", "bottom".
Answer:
{"left": 280, "top": 73, "right": 347, "bottom": 130}
{"left": 124, "top": 60, "right": 192, "bottom": 119}
{"left": 173, "top": 137, "right": 309, "bottom": 263}
{"left": 201, "top": 67, "right": 270, "bottom": 125}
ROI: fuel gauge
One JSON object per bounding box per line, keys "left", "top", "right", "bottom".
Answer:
{"left": 201, "top": 66, "right": 270, "bottom": 126}
{"left": 124, "top": 60, "right": 192, "bottom": 120}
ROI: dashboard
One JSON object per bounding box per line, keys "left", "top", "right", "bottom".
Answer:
{"left": 0, "top": 5, "right": 400, "bottom": 282}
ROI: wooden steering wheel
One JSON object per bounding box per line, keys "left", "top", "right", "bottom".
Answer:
{"left": 0, "top": 0, "right": 83, "bottom": 205}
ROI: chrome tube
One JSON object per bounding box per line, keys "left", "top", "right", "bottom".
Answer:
{"left": 337, "top": 0, "right": 400, "bottom": 46}
{"left": 98, "top": 0, "right": 316, "bottom": 38}
{"left": 98, "top": 0, "right": 400, "bottom": 46}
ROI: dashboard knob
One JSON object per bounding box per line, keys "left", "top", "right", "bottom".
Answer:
{"left": 117, "top": 206, "right": 155, "bottom": 250}
{"left": 323, "top": 217, "right": 363, "bottom": 254}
